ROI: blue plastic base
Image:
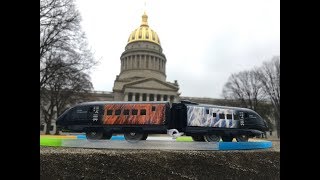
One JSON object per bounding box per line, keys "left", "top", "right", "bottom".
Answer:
{"left": 76, "top": 135, "right": 125, "bottom": 140}
{"left": 219, "top": 141, "right": 272, "bottom": 150}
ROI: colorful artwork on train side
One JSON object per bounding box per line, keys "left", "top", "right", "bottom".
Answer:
{"left": 102, "top": 103, "right": 166, "bottom": 125}
{"left": 187, "top": 106, "right": 239, "bottom": 128}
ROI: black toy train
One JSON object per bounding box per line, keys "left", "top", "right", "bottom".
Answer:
{"left": 56, "top": 100, "right": 268, "bottom": 142}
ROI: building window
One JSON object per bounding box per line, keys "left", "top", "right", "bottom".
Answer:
{"left": 146, "top": 56, "right": 149, "bottom": 68}
{"left": 135, "top": 93, "right": 140, "bottom": 101}
{"left": 132, "top": 109, "right": 138, "bottom": 115}
{"left": 40, "top": 125, "right": 44, "bottom": 131}
{"left": 219, "top": 114, "right": 225, "bottom": 119}
{"left": 163, "top": 95, "right": 168, "bottom": 101}
{"left": 139, "top": 28, "right": 142, "bottom": 38}
{"left": 227, "top": 114, "right": 232, "bottom": 119}
{"left": 106, "top": 110, "right": 113, "bottom": 115}
{"left": 152, "top": 30, "right": 156, "bottom": 40}
{"left": 152, "top": 106, "right": 156, "bottom": 111}
{"left": 212, "top": 113, "right": 217, "bottom": 117}
{"left": 115, "top": 109, "right": 121, "bottom": 115}
{"left": 140, "top": 109, "right": 146, "bottom": 115}
{"left": 142, "top": 93, "right": 147, "bottom": 101}
{"left": 128, "top": 93, "right": 133, "bottom": 101}
{"left": 150, "top": 94, "right": 154, "bottom": 101}
{"left": 206, "top": 109, "right": 209, "bottom": 114}
{"left": 50, "top": 125, "right": 54, "bottom": 131}
{"left": 157, "top": 94, "right": 161, "bottom": 101}
{"left": 123, "top": 109, "right": 130, "bottom": 115}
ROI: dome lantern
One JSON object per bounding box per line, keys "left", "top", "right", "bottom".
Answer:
{"left": 141, "top": 12, "right": 149, "bottom": 27}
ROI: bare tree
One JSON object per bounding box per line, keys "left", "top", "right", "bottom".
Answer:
{"left": 41, "top": 63, "right": 93, "bottom": 134}
{"left": 40, "top": 0, "right": 97, "bottom": 134}
{"left": 222, "top": 69, "right": 276, "bottom": 135}
{"left": 40, "top": 0, "right": 96, "bottom": 91}
{"left": 222, "top": 70, "right": 266, "bottom": 111}
{"left": 257, "top": 56, "right": 280, "bottom": 138}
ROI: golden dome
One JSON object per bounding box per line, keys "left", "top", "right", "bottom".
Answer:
{"left": 127, "top": 12, "right": 161, "bottom": 45}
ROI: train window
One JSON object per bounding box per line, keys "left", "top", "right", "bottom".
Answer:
{"left": 115, "top": 109, "right": 121, "bottom": 115}
{"left": 140, "top": 109, "right": 146, "bottom": 115}
{"left": 226, "top": 114, "right": 232, "bottom": 119}
{"left": 123, "top": 109, "right": 130, "bottom": 115}
{"left": 132, "top": 109, "right": 138, "bottom": 115}
{"left": 244, "top": 113, "right": 249, "bottom": 118}
{"left": 234, "top": 114, "right": 239, "bottom": 120}
{"left": 71, "top": 106, "right": 90, "bottom": 120}
{"left": 219, "top": 114, "right": 225, "bottom": 119}
{"left": 152, "top": 106, "right": 156, "bottom": 111}
{"left": 106, "top": 110, "right": 113, "bottom": 115}
{"left": 206, "top": 109, "right": 209, "bottom": 114}
{"left": 212, "top": 113, "right": 216, "bottom": 117}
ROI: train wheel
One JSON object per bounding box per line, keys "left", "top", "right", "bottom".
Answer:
{"left": 191, "top": 136, "right": 205, "bottom": 142}
{"left": 124, "top": 132, "right": 144, "bottom": 141}
{"left": 102, "top": 132, "right": 112, "bottom": 140}
{"left": 221, "top": 136, "right": 233, "bottom": 142}
{"left": 86, "top": 131, "right": 103, "bottom": 140}
{"left": 142, "top": 133, "right": 148, "bottom": 140}
{"left": 204, "top": 135, "right": 220, "bottom": 142}
{"left": 236, "top": 135, "right": 249, "bottom": 142}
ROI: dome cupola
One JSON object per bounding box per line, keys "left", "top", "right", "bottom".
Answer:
{"left": 127, "top": 12, "right": 161, "bottom": 45}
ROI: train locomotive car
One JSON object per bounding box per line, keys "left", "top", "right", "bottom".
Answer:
{"left": 169, "top": 101, "right": 269, "bottom": 142}
{"left": 56, "top": 101, "right": 268, "bottom": 142}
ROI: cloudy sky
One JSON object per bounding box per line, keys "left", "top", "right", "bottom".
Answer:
{"left": 75, "top": 0, "right": 280, "bottom": 98}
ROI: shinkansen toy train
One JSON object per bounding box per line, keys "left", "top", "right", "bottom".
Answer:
{"left": 56, "top": 101, "right": 268, "bottom": 142}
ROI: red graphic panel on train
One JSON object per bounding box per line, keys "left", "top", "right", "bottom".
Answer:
{"left": 103, "top": 103, "right": 166, "bottom": 125}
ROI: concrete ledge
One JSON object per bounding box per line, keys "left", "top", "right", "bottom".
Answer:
{"left": 40, "top": 147, "right": 280, "bottom": 179}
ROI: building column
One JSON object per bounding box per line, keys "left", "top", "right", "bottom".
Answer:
{"left": 146, "top": 94, "right": 149, "bottom": 101}
{"left": 139, "top": 94, "right": 142, "bottom": 101}
{"left": 124, "top": 93, "right": 128, "bottom": 101}
{"left": 133, "top": 93, "right": 136, "bottom": 101}
{"left": 145, "top": 55, "right": 147, "bottom": 68}
{"left": 160, "top": 95, "right": 163, "bottom": 101}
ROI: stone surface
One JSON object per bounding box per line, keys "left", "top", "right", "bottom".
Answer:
{"left": 40, "top": 141, "right": 280, "bottom": 179}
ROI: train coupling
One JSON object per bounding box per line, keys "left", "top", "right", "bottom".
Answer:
{"left": 167, "top": 129, "right": 184, "bottom": 139}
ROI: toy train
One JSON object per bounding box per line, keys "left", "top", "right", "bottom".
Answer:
{"left": 56, "top": 100, "right": 268, "bottom": 142}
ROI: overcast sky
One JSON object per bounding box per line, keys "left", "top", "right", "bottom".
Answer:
{"left": 75, "top": 0, "right": 280, "bottom": 98}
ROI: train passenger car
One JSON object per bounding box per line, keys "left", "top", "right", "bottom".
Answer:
{"left": 56, "top": 101, "right": 171, "bottom": 140}
{"left": 169, "top": 101, "right": 269, "bottom": 142}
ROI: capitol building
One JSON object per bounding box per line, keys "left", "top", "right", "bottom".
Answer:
{"left": 112, "top": 12, "right": 180, "bottom": 103}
